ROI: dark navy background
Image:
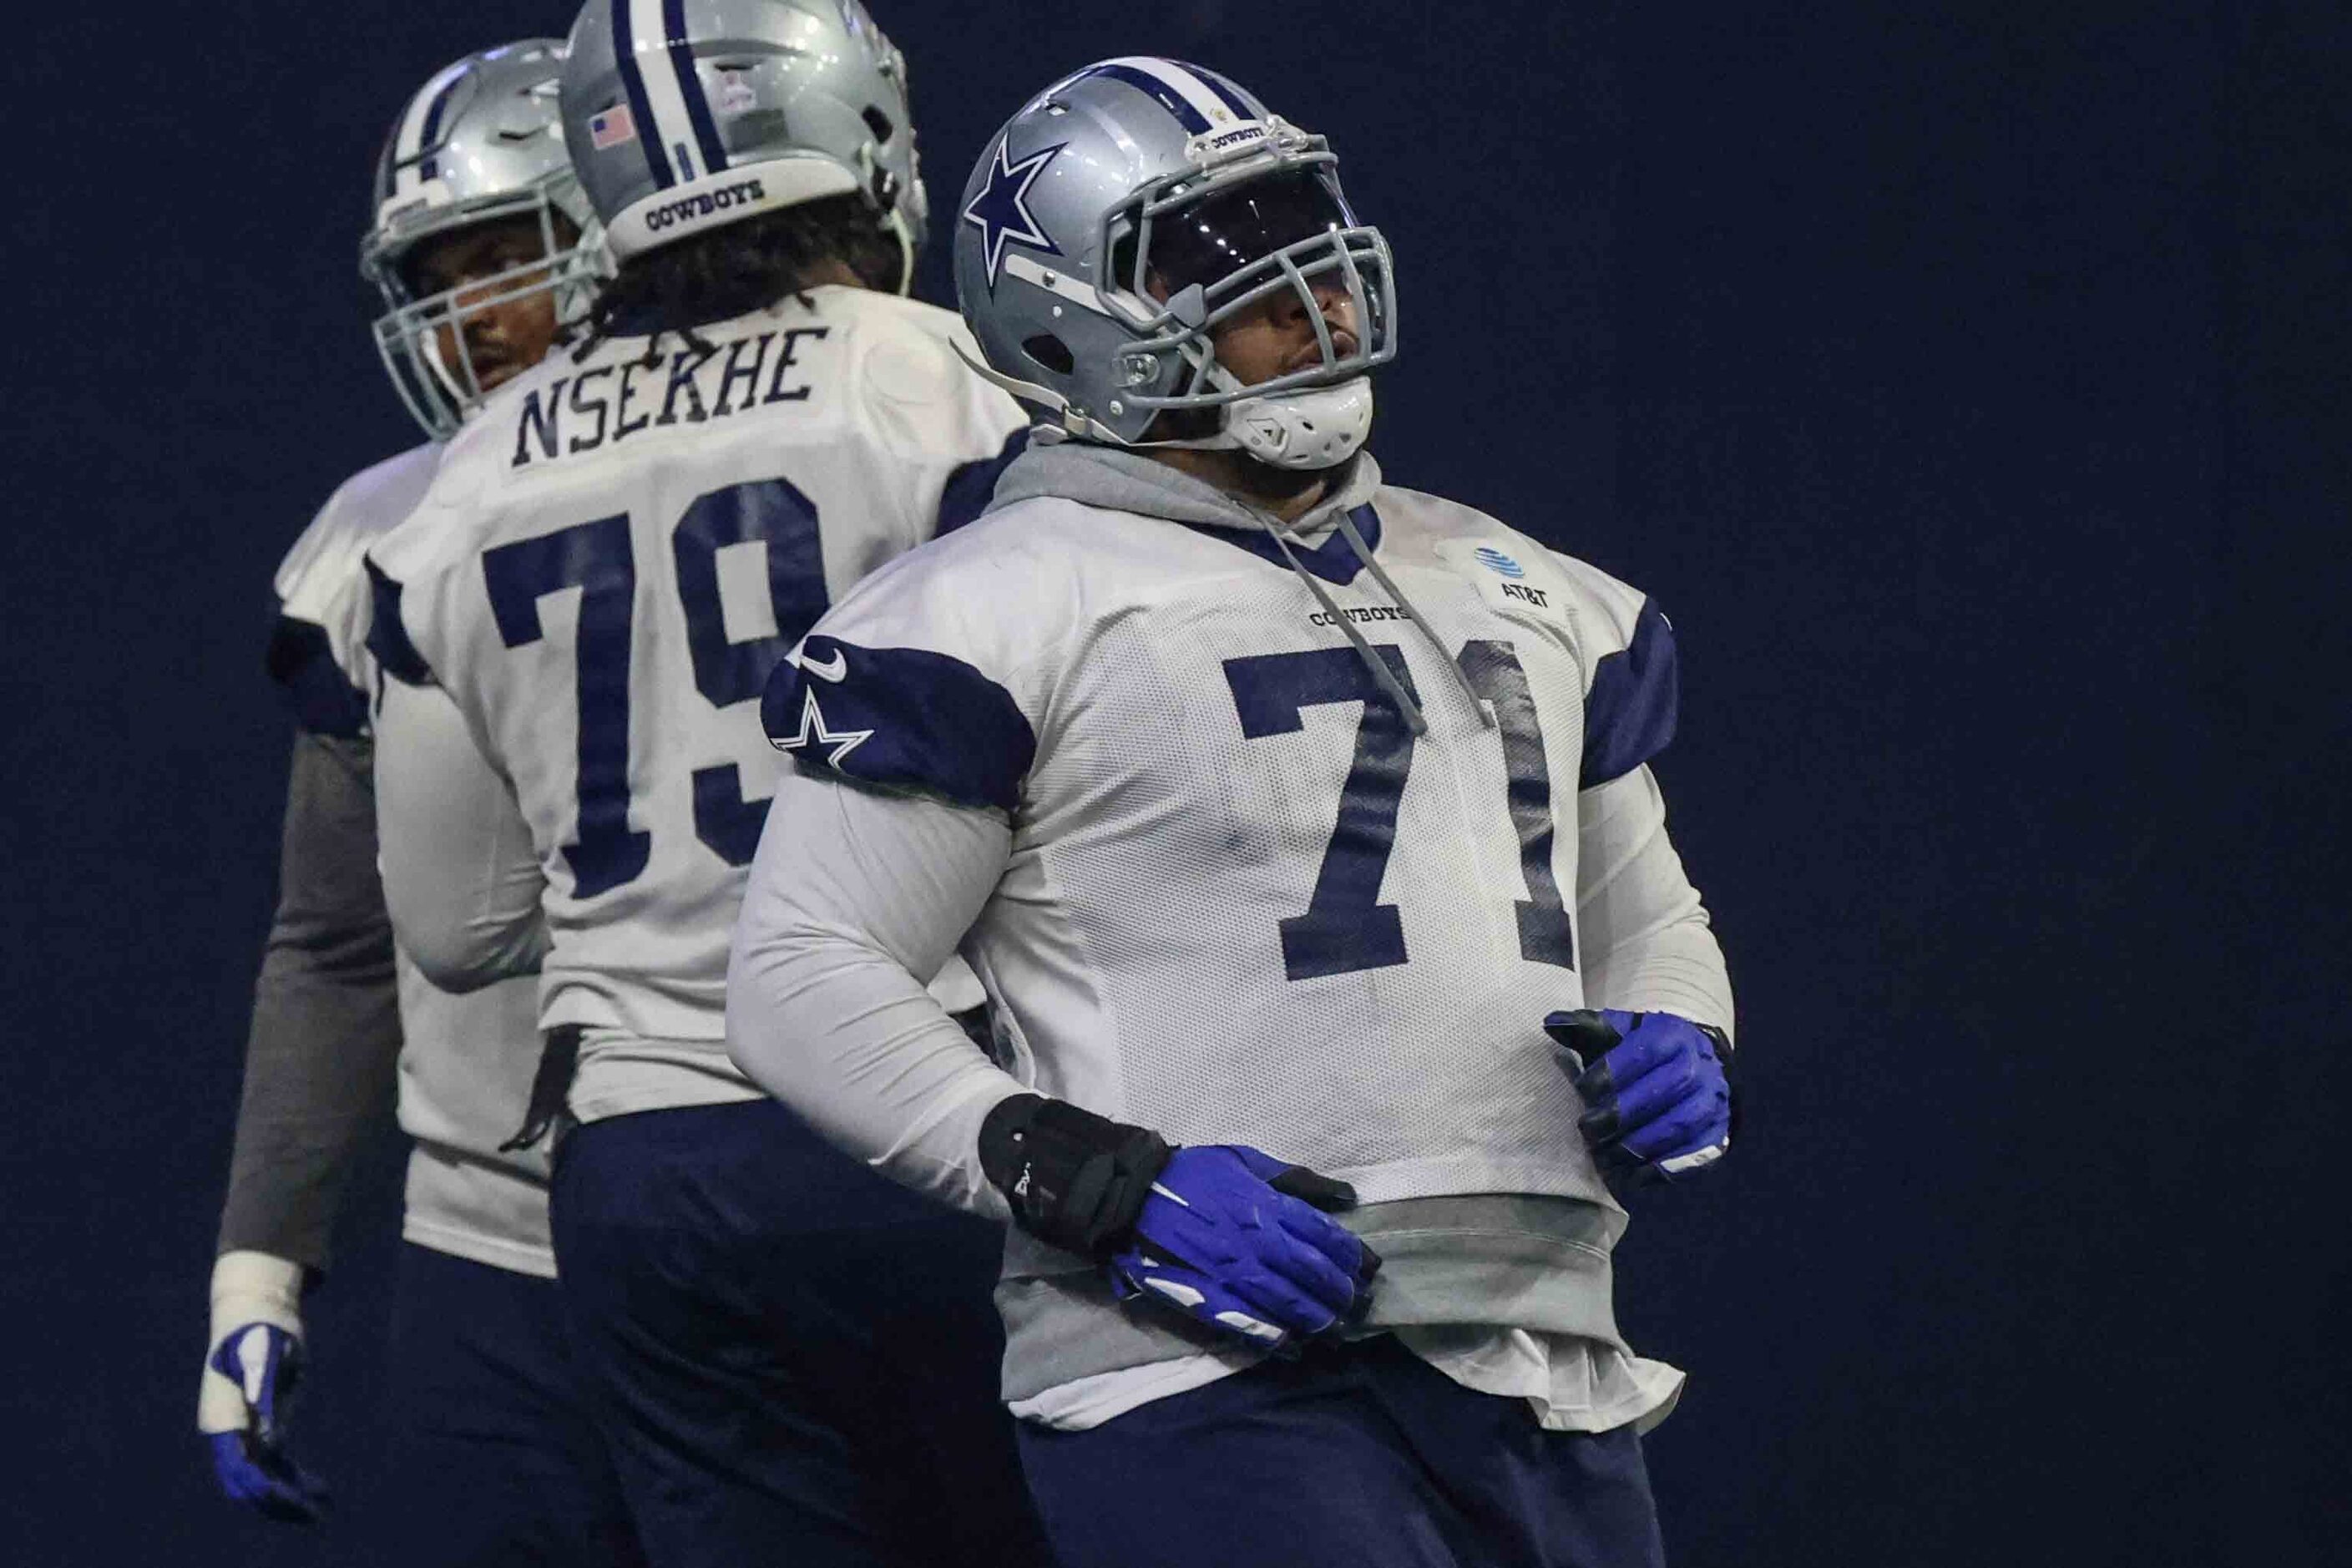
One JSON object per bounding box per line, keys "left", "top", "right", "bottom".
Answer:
{"left": 4, "top": 1, "right": 2343, "bottom": 1561}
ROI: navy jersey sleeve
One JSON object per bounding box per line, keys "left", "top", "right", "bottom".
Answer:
{"left": 756, "top": 529, "right": 1054, "bottom": 815}
{"left": 1580, "top": 596, "right": 1678, "bottom": 788}
{"left": 265, "top": 615, "right": 371, "bottom": 739}
{"left": 363, "top": 557, "right": 436, "bottom": 687}
{"left": 761, "top": 632, "right": 1036, "bottom": 813}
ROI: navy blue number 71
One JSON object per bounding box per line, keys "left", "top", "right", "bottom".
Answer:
{"left": 482, "top": 478, "right": 823, "bottom": 899}
{"left": 1222, "top": 639, "right": 1573, "bottom": 981}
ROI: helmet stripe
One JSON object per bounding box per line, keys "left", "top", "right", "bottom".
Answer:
{"left": 660, "top": 0, "right": 731, "bottom": 180}
{"left": 1073, "top": 60, "right": 1217, "bottom": 134}
{"left": 1171, "top": 61, "right": 1257, "bottom": 123}
{"left": 610, "top": 0, "right": 677, "bottom": 189}
{"left": 414, "top": 73, "right": 463, "bottom": 185}
{"left": 393, "top": 58, "right": 472, "bottom": 195}
{"left": 621, "top": 0, "right": 709, "bottom": 182}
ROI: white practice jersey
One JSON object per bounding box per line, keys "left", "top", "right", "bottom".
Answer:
{"left": 275, "top": 443, "right": 556, "bottom": 1277}
{"left": 271, "top": 445, "right": 444, "bottom": 736}
{"left": 367, "top": 287, "right": 1025, "bottom": 1120}
{"left": 766, "top": 457, "right": 1690, "bottom": 1212}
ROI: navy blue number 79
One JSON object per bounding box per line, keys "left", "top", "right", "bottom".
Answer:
{"left": 482, "top": 478, "right": 823, "bottom": 898}
{"left": 1223, "top": 639, "right": 1573, "bottom": 981}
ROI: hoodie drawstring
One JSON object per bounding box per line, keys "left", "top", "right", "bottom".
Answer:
{"left": 1251, "top": 512, "right": 1497, "bottom": 738}
{"left": 1252, "top": 515, "right": 1428, "bottom": 734}
{"left": 1332, "top": 508, "right": 1495, "bottom": 731}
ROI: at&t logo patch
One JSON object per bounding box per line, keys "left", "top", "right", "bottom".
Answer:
{"left": 1439, "top": 539, "right": 1566, "bottom": 623}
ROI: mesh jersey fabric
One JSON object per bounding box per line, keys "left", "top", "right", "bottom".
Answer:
{"left": 778, "top": 455, "right": 1673, "bottom": 1211}
{"left": 366, "top": 287, "right": 1027, "bottom": 1120}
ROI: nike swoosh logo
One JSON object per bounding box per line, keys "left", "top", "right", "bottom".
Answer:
{"left": 801, "top": 650, "right": 847, "bottom": 683}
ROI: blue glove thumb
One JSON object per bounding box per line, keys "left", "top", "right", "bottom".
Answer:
{"left": 1545, "top": 1008, "right": 1736, "bottom": 1186}
{"left": 1543, "top": 1008, "right": 1632, "bottom": 1078}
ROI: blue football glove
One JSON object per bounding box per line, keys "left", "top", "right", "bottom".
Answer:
{"left": 1545, "top": 1009, "right": 1735, "bottom": 1186}
{"left": 1109, "top": 1146, "right": 1381, "bottom": 1352}
{"left": 199, "top": 1252, "right": 327, "bottom": 1524}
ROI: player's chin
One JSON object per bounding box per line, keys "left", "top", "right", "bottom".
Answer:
{"left": 473, "top": 359, "right": 520, "bottom": 394}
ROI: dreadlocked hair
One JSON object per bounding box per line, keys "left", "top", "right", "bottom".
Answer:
{"left": 575, "top": 194, "right": 905, "bottom": 362}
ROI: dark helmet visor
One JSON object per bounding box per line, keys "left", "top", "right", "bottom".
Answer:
{"left": 1148, "top": 167, "right": 1353, "bottom": 296}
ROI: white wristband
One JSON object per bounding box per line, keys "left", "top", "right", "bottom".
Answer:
{"left": 198, "top": 1252, "right": 306, "bottom": 1434}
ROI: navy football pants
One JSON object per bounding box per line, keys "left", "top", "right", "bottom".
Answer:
{"left": 549, "top": 1100, "right": 1050, "bottom": 1568}
{"left": 1019, "top": 1334, "right": 1667, "bottom": 1568}
{"left": 384, "top": 1242, "right": 646, "bottom": 1567}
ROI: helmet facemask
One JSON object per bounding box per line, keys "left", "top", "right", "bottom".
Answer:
{"left": 1095, "top": 133, "right": 1396, "bottom": 467}
{"left": 363, "top": 185, "right": 604, "bottom": 440}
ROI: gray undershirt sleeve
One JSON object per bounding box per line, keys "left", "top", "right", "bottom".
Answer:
{"left": 1575, "top": 765, "right": 1737, "bottom": 1040}
{"left": 726, "top": 766, "right": 1026, "bottom": 1221}
{"left": 215, "top": 731, "right": 403, "bottom": 1272}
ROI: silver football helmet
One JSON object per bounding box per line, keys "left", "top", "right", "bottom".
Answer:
{"left": 953, "top": 58, "right": 1397, "bottom": 470}
{"left": 362, "top": 41, "right": 602, "bottom": 440}
{"left": 559, "top": 0, "right": 925, "bottom": 283}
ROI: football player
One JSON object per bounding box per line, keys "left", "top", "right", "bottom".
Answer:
{"left": 363, "top": 3, "right": 1042, "bottom": 1563}
{"left": 200, "top": 40, "right": 645, "bottom": 1565}
{"left": 729, "top": 58, "right": 1739, "bottom": 1567}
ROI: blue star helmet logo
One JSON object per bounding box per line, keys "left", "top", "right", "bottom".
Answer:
{"left": 964, "top": 138, "right": 1065, "bottom": 293}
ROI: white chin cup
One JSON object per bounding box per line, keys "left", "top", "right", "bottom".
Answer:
{"left": 1223, "top": 377, "right": 1374, "bottom": 470}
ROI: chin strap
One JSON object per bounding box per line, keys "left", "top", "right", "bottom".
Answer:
{"left": 950, "top": 337, "right": 1128, "bottom": 443}
{"left": 885, "top": 207, "right": 916, "bottom": 297}
{"left": 857, "top": 142, "right": 920, "bottom": 300}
